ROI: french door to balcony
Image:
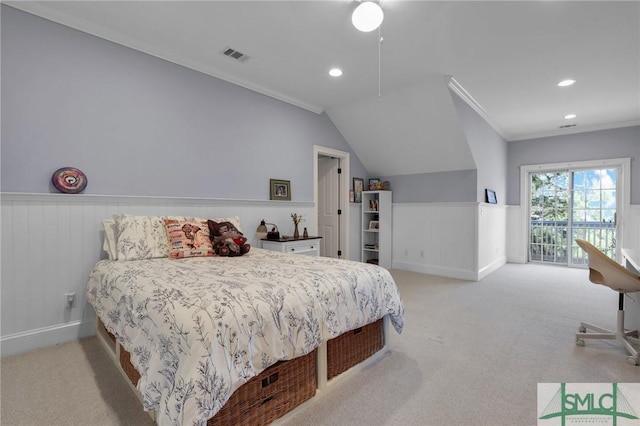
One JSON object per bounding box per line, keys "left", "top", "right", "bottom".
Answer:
{"left": 528, "top": 167, "right": 619, "bottom": 266}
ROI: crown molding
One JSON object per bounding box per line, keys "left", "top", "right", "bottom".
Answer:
{"left": 4, "top": 2, "right": 325, "bottom": 114}
{"left": 447, "top": 76, "right": 511, "bottom": 141}
{"left": 507, "top": 120, "right": 640, "bottom": 142}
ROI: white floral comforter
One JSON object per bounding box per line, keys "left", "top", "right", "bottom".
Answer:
{"left": 86, "top": 248, "right": 404, "bottom": 426}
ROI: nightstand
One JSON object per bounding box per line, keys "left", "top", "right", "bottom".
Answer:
{"left": 261, "top": 236, "right": 322, "bottom": 256}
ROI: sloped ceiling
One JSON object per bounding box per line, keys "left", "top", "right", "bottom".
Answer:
{"left": 328, "top": 75, "right": 474, "bottom": 176}
{"left": 5, "top": 1, "right": 639, "bottom": 177}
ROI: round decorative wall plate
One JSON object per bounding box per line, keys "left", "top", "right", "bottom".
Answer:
{"left": 51, "top": 167, "right": 87, "bottom": 194}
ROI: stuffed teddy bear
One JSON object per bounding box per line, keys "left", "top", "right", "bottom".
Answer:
{"left": 207, "top": 220, "right": 251, "bottom": 256}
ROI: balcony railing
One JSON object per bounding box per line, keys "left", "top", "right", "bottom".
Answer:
{"left": 529, "top": 220, "right": 616, "bottom": 264}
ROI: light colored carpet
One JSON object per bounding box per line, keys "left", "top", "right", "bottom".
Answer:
{"left": 0, "top": 328, "right": 154, "bottom": 426}
{"left": 2, "top": 263, "right": 639, "bottom": 425}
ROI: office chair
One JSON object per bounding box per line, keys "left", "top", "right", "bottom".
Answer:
{"left": 575, "top": 239, "right": 640, "bottom": 365}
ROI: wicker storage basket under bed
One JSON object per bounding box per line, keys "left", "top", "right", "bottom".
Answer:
{"left": 118, "top": 344, "right": 141, "bottom": 387}
{"left": 209, "top": 350, "right": 317, "bottom": 426}
{"left": 327, "top": 318, "right": 384, "bottom": 380}
{"left": 118, "top": 342, "right": 317, "bottom": 426}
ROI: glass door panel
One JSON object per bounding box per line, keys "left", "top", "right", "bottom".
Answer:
{"left": 529, "top": 168, "right": 618, "bottom": 265}
{"left": 569, "top": 168, "right": 617, "bottom": 265}
{"left": 529, "top": 172, "right": 569, "bottom": 263}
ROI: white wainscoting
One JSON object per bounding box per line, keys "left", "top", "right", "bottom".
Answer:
{"left": 477, "top": 203, "right": 508, "bottom": 280}
{"left": 392, "top": 203, "right": 480, "bottom": 280}
{"left": 0, "top": 192, "right": 314, "bottom": 357}
{"left": 5, "top": 193, "right": 635, "bottom": 356}
{"left": 624, "top": 205, "right": 640, "bottom": 253}
{"left": 624, "top": 205, "right": 640, "bottom": 330}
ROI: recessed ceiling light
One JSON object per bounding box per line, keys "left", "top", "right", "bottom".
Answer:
{"left": 564, "top": 114, "right": 577, "bottom": 119}
{"left": 329, "top": 68, "right": 343, "bottom": 77}
{"left": 558, "top": 79, "right": 576, "bottom": 87}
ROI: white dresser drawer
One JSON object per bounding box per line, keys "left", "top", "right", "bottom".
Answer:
{"left": 285, "top": 241, "right": 319, "bottom": 255}
{"left": 262, "top": 237, "right": 322, "bottom": 257}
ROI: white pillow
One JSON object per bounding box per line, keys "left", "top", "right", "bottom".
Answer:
{"left": 208, "top": 216, "right": 243, "bottom": 233}
{"left": 109, "top": 214, "right": 242, "bottom": 261}
{"left": 113, "top": 214, "right": 171, "bottom": 261}
{"left": 183, "top": 216, "right": 243, "bottom": 233}
{"left": 102, "top": 219, "right": 118, "bottom": 261}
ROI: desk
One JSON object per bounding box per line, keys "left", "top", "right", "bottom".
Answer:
{"left": 621, "top": 248, "right": 640, "bottom": 330}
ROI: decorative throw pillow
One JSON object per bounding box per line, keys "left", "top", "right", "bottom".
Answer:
{"left": 113, "top": 214, "right": 170, "bottom": 261}
{"left": 164, "top": 219, "right": 214, "bottom": 259}
{"left": 208, "top": 220, "right": 250, "bottom": 256}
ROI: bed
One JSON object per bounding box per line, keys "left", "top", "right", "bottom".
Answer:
{"left": 86, "top": 214, "right": 405, "bottom": 426}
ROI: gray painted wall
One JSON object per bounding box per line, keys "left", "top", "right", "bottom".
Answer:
{"left": 451, "top": 90, "right": 508, "bottom": 204}
{"left": 1, "top": 6, "right": 368, "bottom": 200}
{"left": 5, "top": 6, "right": 635, "bottom": 210}
{"left": 380, "top": 169, "right": 477, "bottom": 203}
{"left": 507, "top": 126, "right": 640, "bottom": 205}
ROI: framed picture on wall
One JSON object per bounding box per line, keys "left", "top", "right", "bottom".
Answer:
{"left": 353, "top": 177, "right": 364, "bottom": 203}
{"left": 270, "top": 179, "right": 291, "bottom": 201}
{"left": 485, "top": 189, "right": 497, "bottom": 204}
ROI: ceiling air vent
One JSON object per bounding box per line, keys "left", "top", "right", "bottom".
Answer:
{"left": 222, "top": 47, "right": 249, "bottom": 62}
{"left": 559, "top": 123, "right": 577, "bottom": 129}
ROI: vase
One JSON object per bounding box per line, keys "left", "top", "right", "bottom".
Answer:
{"left": 303, "top": 227, "right": 308, "bottom": 238}
{"left": 294, "top": 223, "right": 299, "bottom": 238}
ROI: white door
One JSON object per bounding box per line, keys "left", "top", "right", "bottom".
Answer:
{"left": 318, "top": 156, "right": 340, "bottom": 258}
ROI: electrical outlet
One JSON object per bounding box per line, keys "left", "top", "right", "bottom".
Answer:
{"left": 64, "top": 292, "right": 76, "bottom": 308}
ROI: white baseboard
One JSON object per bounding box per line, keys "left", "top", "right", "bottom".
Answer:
{"left": 1, "top": 319, "right": 95, "bottom": 357}
{"left": 392, "top": 260, "right": 477, "bottom": 281}
{"left": 478, "top": 256, "right": 507, "bottom": 281}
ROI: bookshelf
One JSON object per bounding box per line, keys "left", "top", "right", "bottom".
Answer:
{"left": 361, "top": 190, "right": 392, "bottom": 269}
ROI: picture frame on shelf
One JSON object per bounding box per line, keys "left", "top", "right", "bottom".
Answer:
{"left": 270, "top": 179, "right": 291, "bottom": 201}
{"left": 353, "top": 177, "right": 364, "bottom": 203}
{"left": 368, "top": 178, "right": 380, "bottom": 190}
{"left": 369, "top": 220, "right": 379, "bottom": 230}
{"left": 349, "top": 190, "right": 355, "bottom": 203}
{"left": 485, "top": 188, "right": 497, "bottom": 204}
